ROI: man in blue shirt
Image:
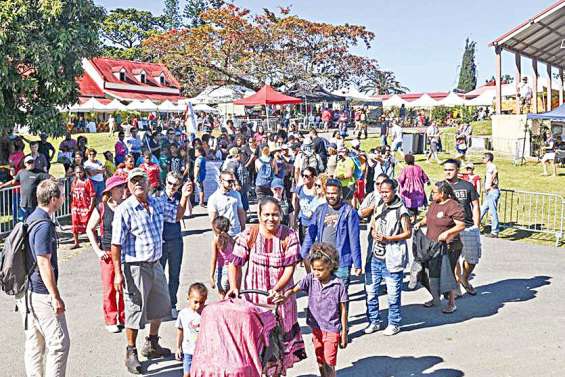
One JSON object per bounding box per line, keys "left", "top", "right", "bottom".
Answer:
{"left": 16, "top": 178, "right": 69, "bottom": 377}
{"left": 302, "top": 179, "right": 362, "bottom": 292}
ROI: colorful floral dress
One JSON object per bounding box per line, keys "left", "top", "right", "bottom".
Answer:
{"left": 231, "top": 225, "right": 306, "bottom": 375}
{"left": 71, "top": 178, "right": 95, "bottom": 234}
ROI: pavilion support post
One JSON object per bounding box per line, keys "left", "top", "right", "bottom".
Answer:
{"left": 547, "top": 64, "right": 552, "bottom": 112}
{"left": 515, "top": 53, "right": 522, "bottom": 114}
{"left": 495, "top": 46, "right": 502, "bottom": 115}
{"left": 532, "top": 59, "right": 539, "bottom": 114}
{"left": 559, "top": 68, "right": 565, "bottom": 106}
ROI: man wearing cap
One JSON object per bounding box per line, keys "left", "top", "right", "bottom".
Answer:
{"left": 208, "top": 170, "right": 246, "bottom": 238}
{"left": 0, "top": 156, "right": 50, "bottom": 220}
{"left": 111, "top": 168, "right": 186, "bottom": 374}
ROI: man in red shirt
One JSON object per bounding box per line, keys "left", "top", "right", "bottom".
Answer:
{"left": 140, "top": 150, "right": 161, "bottom": 192}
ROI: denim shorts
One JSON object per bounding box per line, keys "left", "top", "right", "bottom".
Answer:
{"left": 215, "top": 265, "right": 229, "bottom": 293}
{"left": 183, "top": 353, "right": 192, "bottom": 374}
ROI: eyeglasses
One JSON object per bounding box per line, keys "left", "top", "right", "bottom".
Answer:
{"left": 130, "top": 176, "right": 147, "bottom": 184}
{"left": 315, "top": 184, "right": 322, "bottom": 188}
{"left": 223, "top": 179, "right": 236, "bottom": 184}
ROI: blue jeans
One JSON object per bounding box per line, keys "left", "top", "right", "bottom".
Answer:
{"left": 183, "top": 353, "right": 192, "bottom": 375}
{"left": 335, "top": 266, "right": 351, "bottom": 292}
{"left": 365, "top": 256, "right": 403, "bottom": 327}
{"left": 160, "top": 237, "right": 184, "bottom": 308}
{"left": 90, "top": 179, "right": 105, "bottom": 199}
{"left": 481, "top": 189, "right": 500, "bottom": 235}
{"left": 240, "top": 188, "right": 249, "bottom": 211}
{"left": 380, "top": 135, "right": 388, "bottom": 146}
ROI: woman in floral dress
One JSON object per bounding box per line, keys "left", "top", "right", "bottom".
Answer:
{"left": 228, "top": 197, "right": 306, "bottom": 376}
{"left": 70, "top": 165, "right": 96, "bottom": 249}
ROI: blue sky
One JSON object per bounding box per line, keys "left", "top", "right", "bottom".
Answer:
{"left": 94, "top": 0, "right": 552, "bottom": 92}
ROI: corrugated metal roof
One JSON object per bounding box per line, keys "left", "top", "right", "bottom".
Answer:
{"left": 491, "top": 0, "right": 565, "bottom": 70}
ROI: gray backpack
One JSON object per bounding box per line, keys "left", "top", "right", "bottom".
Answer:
{"left": 0, "top": 220, "right": 50, "bottom": 296}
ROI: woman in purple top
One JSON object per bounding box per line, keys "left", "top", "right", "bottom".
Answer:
{"left": 397, "top": 154, "right": 430, "bottom": 217}
{"left": 228, "top": 197, "right": 306, "bottom": 376}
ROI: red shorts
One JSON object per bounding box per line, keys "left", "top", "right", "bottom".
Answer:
{"left": 312, "top": 328, "right": 340, "bottom": 366}
{"left": 354, "top": 179, "right": 365, "bottom": 201}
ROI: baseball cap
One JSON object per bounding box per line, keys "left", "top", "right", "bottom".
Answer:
{"left": 271, "top": 178, "right": 285, "bottom": 190}
{"left": 24, "top": 156, "right": 34, "bottom": 164}
{"left": 464, "top": 162, "right": 475, "bottom": 169}
{"left": 127, "top": 168, "right": 147, "bottom": 182}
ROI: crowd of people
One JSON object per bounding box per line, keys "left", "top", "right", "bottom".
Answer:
{"left": 7, "top": 116, "right": 505, "bottom": 377}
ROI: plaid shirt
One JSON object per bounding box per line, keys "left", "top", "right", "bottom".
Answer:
{"left": 162, "top": 191, "right": 181, "bottom": 224}
{"left": 112, "top": 194, "right": 165, "bottom": 263}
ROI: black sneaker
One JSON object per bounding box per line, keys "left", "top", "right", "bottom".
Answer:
{"left": 141, "top": 336, "right": 171, "bottom": 358}
{"left": 125, "top": 347, "right": 142, "bottom": 374}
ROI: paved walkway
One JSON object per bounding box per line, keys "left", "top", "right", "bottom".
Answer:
{"left": 1, "top": 207, "right": 562, "bottom": 377}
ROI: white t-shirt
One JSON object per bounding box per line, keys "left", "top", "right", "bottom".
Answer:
{"left": 484, "top": 162, "right": 498, "bottom": 191}
{"left": 84, "top": 159, "right": 104, "bottom": 182}
{"left": 391, "top": 125, "right": 402, "bottom": 143}
{"left": 176, "top": 308, "right": 201, "bottom": 355}
{"left": 207, "top": 190, "right": 244, "bottom": 236}
{"left": 426, "top": 125, "right": 439, "bottom": 142}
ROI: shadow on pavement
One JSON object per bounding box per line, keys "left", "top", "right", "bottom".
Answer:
{"left": 400, "top": 275, "right": 551, "bottom": 332}
{"left": 143, "top": 358, "right": 183, "bottom": 377}
{"left": 299, "top": 355, "right": 463, "bottom": 377}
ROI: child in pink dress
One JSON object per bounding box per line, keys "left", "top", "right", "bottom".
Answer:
{"left": 210, "top": 216, "right": 234, "bottom": 298}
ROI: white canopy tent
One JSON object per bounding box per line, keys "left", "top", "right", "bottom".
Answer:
{"left": 76, "top": 97, "right": 108, "bottom": 112}
{"left": 191, "top": 85, "right": 254, "bottom": 105}
{"left": 105, "top": 99, "right": 127, "bottom": 112}
{"left": 383, "top": 94, "right": 408, "bottom": 108}
{"left": 158, "top": 100, "right": 180, "bottom": 112}
{"left": 406, "top": 94, "right": 438, "bottom": 108}
{"left": 193, "top": 103, "right": 219, "bottom": 113}
{"left": 466, "top": 91, "right": 495, "bottom": 106}
{"left": 126, "top": 100, "right": 144, "bottom": 111}
{"left": 331, "top": 87, "right": 374, "bottom": 102}
{"left": 138, "top": 99, "right": 158, "bottom": 112}
{"left": 437, "top": 92, "right": 466, "bottom": 106}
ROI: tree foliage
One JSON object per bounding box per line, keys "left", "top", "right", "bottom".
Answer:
{"left": 0, "top": 0, "right": 104, "bottom": 135}
{"left": 163, "top": 0, "right": 182, "bottom": 29}
{"left": 100, "top": 8, "right": 167, "bottom": 60}
{"left": 143, "top": 4, "right": 383, "bottom": 96}
{"left": 457, "top": 38, "right": 477, "bottom": 92}
{"left": 183, "top": 0, "right": 226, "bottom": 28}
{"left": 359, "top": 69, "right": 409, "bottom": 95}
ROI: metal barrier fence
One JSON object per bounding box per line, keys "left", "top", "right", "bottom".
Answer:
{"left": 497, "top": 189, "right": 564, "bottom": 246}
{"left": 0, "top": 177, "right": 73, "bottom": 238}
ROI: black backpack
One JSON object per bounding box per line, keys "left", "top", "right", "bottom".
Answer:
{"left": 0, "top": 220, "right": 51, "bottom": 296}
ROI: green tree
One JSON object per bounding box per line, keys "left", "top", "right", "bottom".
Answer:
{"left": 359, "top": 69, "right": 409, "bottom": 95}
{"left": 183, "top": 0, "right": 225, "bottom": 28}
{"left": 163, "top": 0, "right": 182, "bottom": 29}
{"left": 0, "top": 0, "right": 104, "bottom": 135}
{"left": 100, "top": 8, "right": 166, "bottom": 60}
{"left": 457, "top": 38, "right": 477, "bottom": 92}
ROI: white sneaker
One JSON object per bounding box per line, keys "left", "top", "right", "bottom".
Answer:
{"left": 171, "top": 307, "right": 178, "bottom": 319}
{"left": 105, "top": 324, "right": 120, "bottom": 333}
{"left": 383, "top": 325, "right": 400, "bottom": 336}
{"left": 364, "top": 322, "right": 383, "bottom": 334}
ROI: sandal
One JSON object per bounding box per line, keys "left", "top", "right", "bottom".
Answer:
{"left": 423, "top": 300, "right": 435, "bottom": 308}
{"left": 442, "top": 304, "right": 457, "bottom": 314}
{"left": 461, "top": 281, "right": 477, "bottom": 296}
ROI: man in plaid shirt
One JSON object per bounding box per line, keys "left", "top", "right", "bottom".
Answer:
{"left": 111, "top": 168, "right": 190, "bottom": 374}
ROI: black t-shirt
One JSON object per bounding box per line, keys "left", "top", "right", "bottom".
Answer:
{"left": 312, "top": 137, "right": 328, "bottom": 161}
{"left": 448, "top": 179, "right": 479, "bottom": 227}
{"left": 15, "top": 169, "right": 50, "bottom": 208}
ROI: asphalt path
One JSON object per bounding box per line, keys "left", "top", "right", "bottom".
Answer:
{"left": 1, "top": 206, "right": 562, "bottom": 376}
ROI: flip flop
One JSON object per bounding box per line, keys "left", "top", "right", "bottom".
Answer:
{"left": 424, "top": 300, "right": 435, "bottom": 308}
{"left": 461, "top": 282, "right": 477, "bottom": 296}
{"left": 442, "top": 304, "right": 457, "bottom": 314}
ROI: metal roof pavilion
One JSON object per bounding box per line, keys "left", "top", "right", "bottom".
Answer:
{"left": 490, "top": 0, "right": 565, "bottom": 114}
{"left": 490, "top": 0, "right": 565, "bottom": 70}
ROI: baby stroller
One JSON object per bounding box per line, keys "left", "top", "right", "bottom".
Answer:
{"left": 190, "top": 289, "right": 285, "bottom": 377}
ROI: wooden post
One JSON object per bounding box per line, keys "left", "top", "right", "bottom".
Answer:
{"left": 495, "top": 46, "right": 502, "bottom": 114}
{"left": 547, "top": 64, "right": 552, "bottom": 111}
{"left": 515, "top": 53, "right": 522, "bottom": 114}
{"left": 559, "top": 68, "right": 565, "bottom": 106}
{"left": 532, "top": 59, "right": 539, "bottom": 114}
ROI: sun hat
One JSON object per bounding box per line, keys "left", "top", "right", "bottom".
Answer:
{"left": 271, "top": 178, "right": 285, "bottom": 190}
{"left": 229, "top": 147, "right": 240, "bottom": 157}
{"left": 24, "top": 156, "right": 34, "bottom": 164}
{"left": 103, "top": 175, "right": 127, "bottom": 194}
{"left": 127, "top": 168, "right": 147, "bottom": 182}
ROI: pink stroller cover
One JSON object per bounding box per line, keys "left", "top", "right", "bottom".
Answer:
{"left": 191, "top": 298, "right": 277, "bottom": 377}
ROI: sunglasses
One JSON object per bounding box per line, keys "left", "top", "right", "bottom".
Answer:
{"left": 223, "top": 179, "right": 236, "bottom": 184}
{"left": 315, "top": 184, "right": 322, "bottom": 188}
{"left": 166, "top": 180, "right": 180, "bottom": 187}
{"left": 130, "top": 176, "right": 147, "bottom": 184}
{"left": 302, "top": 174, "right": 313, "bottom": 178}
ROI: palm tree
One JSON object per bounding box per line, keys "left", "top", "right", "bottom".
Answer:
{"left": 359, "top": 70, "right": 409, "bottom": 96}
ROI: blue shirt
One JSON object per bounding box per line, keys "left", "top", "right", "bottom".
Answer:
{"left": 126, "top": 136, "right": 142, "bottom": 154}
{"left": 162, "top": 192, "right": 182, "bottom": 240}
{"left": 27, "top": 208, "right": 57, "bottom": 294}
{"left": 295, "top": 185, "right": 316, "bottom": 225}
{"left": 112, "top": 195, "right": 165, "bottom": 263}
{"left": 195, "top": 156, "right": 207, "bottom": 183}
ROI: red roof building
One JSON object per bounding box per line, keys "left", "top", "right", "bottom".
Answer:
{"left": 76, "top": 57, "right": 185, "bottom": 104}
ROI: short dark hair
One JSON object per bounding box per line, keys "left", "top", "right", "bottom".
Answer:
{"left": 302, "top": 166, "right": 317, "bottom": 177}
{"left": 442, "top": 158, "right": 460, "bottom": 169}
{"left": 325, "top": 178, "right": 342, "bottom": 193}
{"left": 196, "top": 147, "right": 205, "bottom": 155}
{"left": 258, "top": 196, "right": 282, "bottom": 216}
{"left": 380, "top": 178, "right": 397, "bottom": 191}
{"left": 188, "top": 282, "right": 208, "bottom": 297}
{"left": 309, "top": 242, "right": 339, "bottom": 273}
{"left": 484, "top": 152, "right": 494, "bottom": 162}
{"left": 404, "top": 154, "right": 415, "bottom": 165}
